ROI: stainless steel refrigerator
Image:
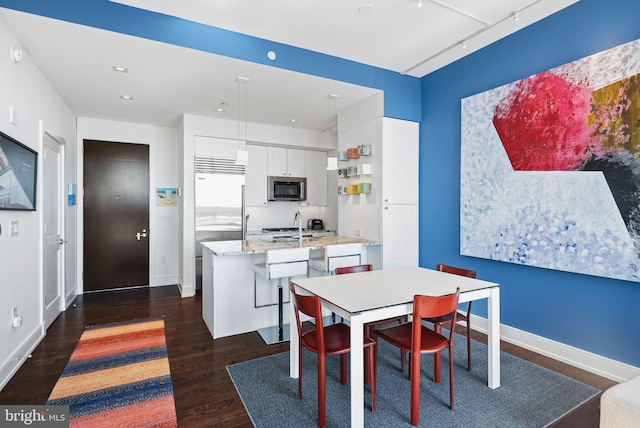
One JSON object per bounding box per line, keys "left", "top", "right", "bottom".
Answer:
{"left": 195, "top": 156, "right": 246, "bottom": 290}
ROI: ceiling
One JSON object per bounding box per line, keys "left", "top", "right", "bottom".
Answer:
{"left": 0, "top": 1, "right": 577, "bottom": 131}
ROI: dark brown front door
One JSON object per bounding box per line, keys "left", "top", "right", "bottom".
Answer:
{"left": 83, "top": 140, "right": 149, "bottom": 292}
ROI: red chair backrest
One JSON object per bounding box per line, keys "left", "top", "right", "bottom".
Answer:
{"left": 412, "top": 288, "right": 460, "bottom": 348}
{"left": 436, "top": 263, "right": 476, "bottom": 278}
{"left": 289, "top": 282, "right": 325, "bottom": 346}
{"left": 334, "top": 264, "right": 373, "bottom": 275}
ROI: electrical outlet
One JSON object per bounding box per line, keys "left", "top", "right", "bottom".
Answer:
{"left": 354, "top": 229, "right": 361, "bottom": 237}
{"left": 12, "top": 307, "right": 22, "bottom": 328}
{"left": 10, "top": 220, "right": 18, "bottom": 236}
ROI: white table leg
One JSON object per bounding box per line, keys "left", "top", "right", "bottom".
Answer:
{"left": 290, "top": 297, "right": 299, "bottom": 378}
{"left": 487, "top": 287, "right": 500, "bottom": 389}
{"left": 350, "top": 314, "right": 364, "bottom": 428}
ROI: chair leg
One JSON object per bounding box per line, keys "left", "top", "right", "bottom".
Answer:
{"left": 409, "top": 351, "right": 421, "bottom": 425}
{"left": 364, "top": 325, "right": 372, "bottom": 385}
{"left": 449, "top": 346, "right": 455, "bottom": 410}
{"left": 298, "top": 341, "right": 303, "bottom": 399}
{"left": 339, "top": 354, "right": 347, "bottom": 385}
{"left": 368, "top": 345, "right": 376, "bottom": 412}
{"left": 466, "top": 319, "right": 472, "bottom": 371}
{"left": 318, "top": 354, "right": 326, "bottom": 428}
{"left": 433, "top": 324, "right": 442, "bottom": 383}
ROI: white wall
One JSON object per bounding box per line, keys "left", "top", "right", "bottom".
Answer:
{"left": 337, "top": 93, "right": 384, "bottom": 240}
{"left": 0, "top": 21, "right": 77, "bottom": 389}
{"left": 76, "top": 118, "right": 180, "bottom": 290}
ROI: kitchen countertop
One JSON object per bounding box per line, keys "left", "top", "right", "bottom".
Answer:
{"left": 246, "top": 229, "right": 335, "bottom": 238}
{"left": 202, "top": 235, "right": 380, "bottom": 256}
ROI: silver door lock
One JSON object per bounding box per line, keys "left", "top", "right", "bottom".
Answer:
{"left": 135, "top": 229, "right": 148, "bottom": 240}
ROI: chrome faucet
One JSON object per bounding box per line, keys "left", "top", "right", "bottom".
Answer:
{"left": 293, "top": 211, "right": 303, "bottom": 245}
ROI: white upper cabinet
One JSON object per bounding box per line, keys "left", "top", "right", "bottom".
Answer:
{"left": 194, "top": 136, "right": 244, "bottom": 158}
{"left": 267, "top": 147, "right": 306, "bottom": 177}
{"left": 305, "top": 150, "right": 328, "bottom": 206}
{"left": 382, "top": 119, "right": 419, "bottom": 205}
{"left": 248, "top": 145, "right": 327, "bottom": 206}
{"left": 245, "top": 145, "right": 268, "bottom": 206}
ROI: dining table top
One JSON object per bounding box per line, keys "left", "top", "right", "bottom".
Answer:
{"left": 292, "top": 266, "right": 499, "bottom": 315}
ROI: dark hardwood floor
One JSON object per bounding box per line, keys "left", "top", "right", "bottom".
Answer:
{"left": 0, "top": 286, "right": 616, "bottom": 427}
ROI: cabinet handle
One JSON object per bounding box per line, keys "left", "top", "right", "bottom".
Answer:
{"left": 385, "top": 199, "right": 389, "bottom": 203}
{"left": 385, "top": 206, "right": 389, "bottom": 210}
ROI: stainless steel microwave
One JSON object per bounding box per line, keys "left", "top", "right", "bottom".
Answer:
{"left": 268, "top": 176, "right": 307, "bottom": 201}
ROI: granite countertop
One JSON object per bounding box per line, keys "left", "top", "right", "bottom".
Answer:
{"left": 202, "top": 235, "right": 380, "bottom": 256}
{"left": 245, "top": 229, "right": 336, "bottom": 240}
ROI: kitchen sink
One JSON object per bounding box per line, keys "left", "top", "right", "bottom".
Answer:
{"left": 269, "top": 237, "right": 313, "bottom": 243}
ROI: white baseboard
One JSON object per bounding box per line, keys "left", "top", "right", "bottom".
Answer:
{"left": 177, "top": 280, "right": 195, "bottom": 298}
{"left": 150, "top": 276, "right": 179, "bottom": 287}
{"left": 471, "top": 316, "right": 640, "bottom": 383}
{"left": 0, "top": 325, "right": 45, "bottom": 391}
{"left": 65, "top": 291, "right": 78, "bottom": 310}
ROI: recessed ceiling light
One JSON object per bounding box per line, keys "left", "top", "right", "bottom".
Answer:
{"left": 120, "top": 95, "right": 133, "bottom": 101}
{"left": 359, "top": 3, "right": 375, "bottom": 15}
{"left": 216, "top": 108, "right": 225, "bottom": 112}
{"left": 290, "top": 119, "right": 297, "bottom": 123}
{"left": 112, "top": 65, "right": 128, "bottom": 73}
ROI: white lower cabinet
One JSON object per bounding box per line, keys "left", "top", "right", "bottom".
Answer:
{"left": 382, "top": 204, "right": 418, "bottom": 268}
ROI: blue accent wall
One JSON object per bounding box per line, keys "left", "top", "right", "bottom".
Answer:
{"left": 420, "top": 0, "right": 640, "bottom": 367}
{"left": 0, "top": 0, "right": 421, "bottom": 122}
{"left": 2, "top": 0, "right": 639, "bottom": 367}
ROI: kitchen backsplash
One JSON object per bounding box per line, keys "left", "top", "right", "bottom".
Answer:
{"left": 246, "top": 203, "right": 334, "bottom": 231}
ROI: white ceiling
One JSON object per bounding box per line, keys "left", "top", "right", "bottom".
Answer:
{"left": 0, "top": 1, "right": 577, "bottom": 130}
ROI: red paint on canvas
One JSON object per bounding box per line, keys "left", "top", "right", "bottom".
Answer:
{"left": 493, "top": 72, "right": 598, "bottom": 171}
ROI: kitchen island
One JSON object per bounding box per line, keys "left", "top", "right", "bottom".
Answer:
{"left": 201, "top": 236, "right": 381, "bottom": 339}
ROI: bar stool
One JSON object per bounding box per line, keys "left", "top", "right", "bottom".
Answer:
{"left": 309, "top": 243, "right": 363, "bottom": 276}
{"left": 254, "top": 247, "right": 310, "bottom": 344}
{"left": 309, "top": 243, "right": 362, "bottom": 324}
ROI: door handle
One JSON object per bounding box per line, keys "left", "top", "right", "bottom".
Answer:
{"left": 59, "top": 239, "right": 67, "bottom": 245}
{"left": 135, "top": 229, "right": 148, "bottom": 241}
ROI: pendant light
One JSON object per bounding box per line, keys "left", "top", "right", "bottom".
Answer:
{"left": 326, "top": 94, "right": 339, "bottom": 170}
{"left": 235, "top": 76, "right": 249, "bottom": 165}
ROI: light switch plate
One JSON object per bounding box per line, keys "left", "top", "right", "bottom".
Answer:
{"left": 10, "top": 220, "right": 18, "bottom": 236}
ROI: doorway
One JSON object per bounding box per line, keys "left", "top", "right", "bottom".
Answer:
{"left": 83, "top": 140, "right": 149, "bottom": 292}
{"left": 43, "top": 132, "right": 64, "bottom": 328}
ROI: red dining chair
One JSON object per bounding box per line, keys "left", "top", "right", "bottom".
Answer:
{"left": 425, "top": 263, "right": 476, "bottom": 371}
{"left": 289, "top": 282, "right": 376, "bottom": 428}
{"left": 334, "top": 264, "right": 407, "bottom": 383}
{"left": 374, "top": 288, "right": 460, "bottom": 426}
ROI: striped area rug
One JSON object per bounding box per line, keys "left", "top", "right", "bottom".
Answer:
{"left": 46, "top": 317, "right": 178, "bottom": 428}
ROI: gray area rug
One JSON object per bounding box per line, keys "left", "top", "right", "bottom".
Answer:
{"left": 227, "top": 332, "right": 600, "bottom": 427}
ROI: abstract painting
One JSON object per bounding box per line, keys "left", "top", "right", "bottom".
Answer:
{"left": 461, "top": 39, "right": 640, "bottom": 282}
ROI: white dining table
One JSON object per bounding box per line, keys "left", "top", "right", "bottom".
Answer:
{"left": 289, "top": 266, "right": 500, "bottom": 428}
